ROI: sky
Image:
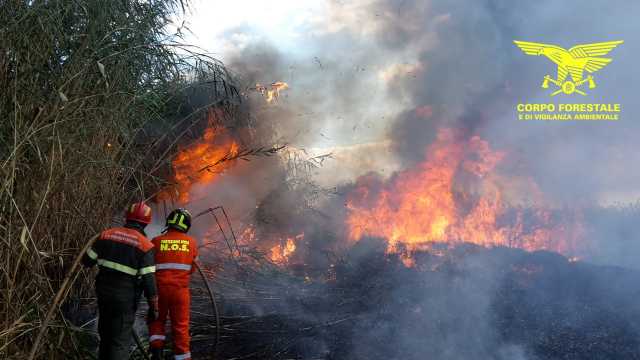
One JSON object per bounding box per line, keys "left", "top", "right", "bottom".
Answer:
{"left": 182, "top": 0, "right": 325, "bottom": 58}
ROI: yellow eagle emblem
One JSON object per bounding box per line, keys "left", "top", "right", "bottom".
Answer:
{"left": 513, "top": 40, "right": 623, "bottom": 96}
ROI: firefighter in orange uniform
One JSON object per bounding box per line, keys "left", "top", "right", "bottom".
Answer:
{"left": 148, "top": 208, "right": 198, "bottom": 360}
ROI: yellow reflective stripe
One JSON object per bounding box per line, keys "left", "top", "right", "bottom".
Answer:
{"left": 177, "top": 215, "right": 188, "bottom": 230}
{"left": 167, "top": 213, "right": 179, "bottom": 225}
{"left": 97, "top": 259, "right": 137, "bottom": 276}
{"left": 168, "top": 212, "right": 188, "bottom": 230}
{"left": 138, "top": 265, "right": 156, "bottom": 275}
{"left": 87, "top": 248, "right": 98, "bottom": 260}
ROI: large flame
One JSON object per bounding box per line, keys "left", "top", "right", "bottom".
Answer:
{"left": 346, "top": 128, "right": 585, "bottom": 260}
{"left": 159, "top": 109, "right": 239, "bottom": 203}
{"left": 167, "top": 109, "right": 585, "bottom": 269}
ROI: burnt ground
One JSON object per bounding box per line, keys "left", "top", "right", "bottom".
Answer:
{"left": 67, "top": 238, "right": 640, "bottom": 359}
{"left": 193, "top": 238, "right": 640, "bottom": 360}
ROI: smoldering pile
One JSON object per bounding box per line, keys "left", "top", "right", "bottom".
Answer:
{"left": 190, "top": 240, "right": 640, "bottom": 360}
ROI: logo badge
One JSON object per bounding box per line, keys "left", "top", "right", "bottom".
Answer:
{"left": 514, "top": 40, "right": 623, "bottom": 96}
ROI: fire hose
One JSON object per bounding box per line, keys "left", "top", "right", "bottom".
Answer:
{"left": 129, "top": 206, "right": 226, "bottom": 359}
{"left": 131, "top": 261, "right": 220, "bottom": 360}
{"left": 128, "top": 205, "right": 231, "bottom": 358}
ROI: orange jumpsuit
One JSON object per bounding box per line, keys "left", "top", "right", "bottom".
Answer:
{"left": 148, "top": 229, "right": 198, "bottom": 360}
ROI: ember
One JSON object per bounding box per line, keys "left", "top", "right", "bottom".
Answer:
{"left": 252, "top": 81, "right": 289, "bottom": 103}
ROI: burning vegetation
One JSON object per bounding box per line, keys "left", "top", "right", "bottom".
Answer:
{"left": 345, "top": 128, "right": 586, "bottom": 263}
{"left": 170, "top": 123, "right": 589, "bottom": 270}
{"left": 159, "top": 117, "right": 240, "bottom": 203}
{"left": 149, "top": 77, "right": 638, "bottom": 359}
{"left": 5, "top": 0, "right": 640, "bottom": 359}
{"left": 268, "top": 233, "right": 302, "bottom": 265}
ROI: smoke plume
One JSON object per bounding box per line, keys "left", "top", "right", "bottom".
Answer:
{"left": 172, "top": 0, "right": 640, "bottom": 358}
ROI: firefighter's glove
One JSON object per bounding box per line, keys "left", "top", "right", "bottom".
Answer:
{"left": 147, "top": 296, "right": 159, "bottom": 324}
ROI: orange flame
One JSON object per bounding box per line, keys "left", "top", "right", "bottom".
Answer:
{"left": 254, "top": 81, "right": 289, "bottom": 103}
{"left": 269, "top": 233, "right": 303, "bottom": 265}
{"left": 237, "top": 226, "right": 257, "bottom": 246}
{"left": 159, "top": 109, "right": 239, "bottom": 203}
{"left": 237, "top": 226, "right": 304, "bottom": 266}
{"left": 346, "top": 128, "right": 584, "bottom": 261}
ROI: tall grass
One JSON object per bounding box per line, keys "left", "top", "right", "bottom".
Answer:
{"left": 0, "top": 1, "right": 239, "bottom": 358}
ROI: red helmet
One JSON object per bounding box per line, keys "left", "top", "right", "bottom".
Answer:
{"left": 125, "top": 202, "right": 152, "bottom": 224}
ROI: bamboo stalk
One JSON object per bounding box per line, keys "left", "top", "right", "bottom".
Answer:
{"left": 27, "top": 234, "right": 99, "bottom": 360}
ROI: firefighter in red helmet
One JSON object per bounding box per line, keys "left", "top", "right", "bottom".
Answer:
{"left": 82, "top": 202, "right": 158, "bottom": 360}
{"left": 148, "top": 208, "right": 198, "bottom": 360}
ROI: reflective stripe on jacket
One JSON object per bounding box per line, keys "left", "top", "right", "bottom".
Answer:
{"left": 83, "top": 226, "right": 157, "bottom": 298}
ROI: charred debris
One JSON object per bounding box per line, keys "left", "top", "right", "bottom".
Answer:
{"left": 186, "top": 238, "right": 640, "bottom": 360}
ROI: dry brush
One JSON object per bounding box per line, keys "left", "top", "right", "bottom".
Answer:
{"left": 0, "top": 1, "right": 239, "bottom": 358}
